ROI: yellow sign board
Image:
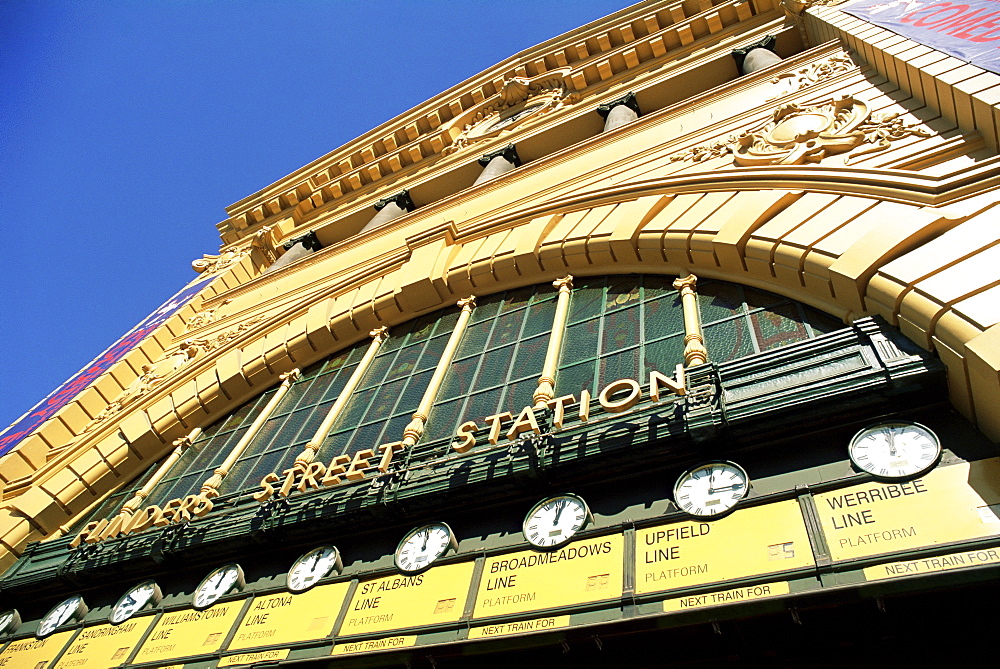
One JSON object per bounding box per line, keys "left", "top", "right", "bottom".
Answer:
{"left": 219, "top": 648, "right": 290, "bottom": 666}
{"left": 473, "top": 535, "right": 624, "bottom": 618}
{"left": 132, "top": 602, "right": 243, "bottom": 664}
{"left": 863, "top": 546, "right": 1000, "bottom": 581}
{"left": 227, "top": 582, "right": 350, "bottom": 651}
{"left": 339, "top": 561, "right": 475, "bottom": 636}
{"left": 662, "top": 581, "right": 790, "bottom": 612}
{"left": 0, "top": 631, "right": 75, "bottom": 668}
{"left": 52, "top": 617, "right": 155, "bottom": 669}
{"left": 468, "top": 615, "right": 570, "bottom": 639}
{"left": 635, "top": 500, "right": 814, "bottom": 595}
{"left": 815, "top": 459, "right": 1000, "bottom": 561}
{"left": 331, "top": 636, "right": 417, "bottom": 655}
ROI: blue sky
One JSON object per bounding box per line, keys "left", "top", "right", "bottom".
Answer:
{"left": 0, "top": 0, "right": 623, "bottom": 431}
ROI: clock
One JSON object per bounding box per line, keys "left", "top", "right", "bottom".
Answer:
{"left": 395, "top": 523, "right": 457, "bottom": 573}
{"left": 849, "top": 421, "right": 941, "bottom": 479}
{"left": 288, "top": 546, "right": 343, "bottom": 592}
{"left": 193, "top": 564, "right": 245, "bottom": 609}
{"left": 0, "top": 609, "right": 20, "bottom": 636}
{"left": 673, "top": 461, "right": 749, "bottom": 518}
{"left": 37, "top": 595, "right": 87, "bottom": 638}
{"left": 523, "top": 494, "right": 593, "bottom": 549}
{"left": 110, "top": 581, "right": 162, "bottom": 624}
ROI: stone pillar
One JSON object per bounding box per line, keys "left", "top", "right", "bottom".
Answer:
{"left": 292, "top": 327, "right": 389, "bottom": 467}
{"left": 533, "top": 276, "right": 574, "bottom": 407}
{"left": 360, "top": 190, "right": 415, "bottom": 234}
{"left": 400, "top": 296, "right": 477, "bottom": 448}
{"left": 597, "top": 92, "right": 641, "bottom": 132}
{"left": 200, "top": 369, "right": 300, "bottom": 498}
{"left": 474, "top": 144, "right": 521, "bottom": 186}
{"left": 732, "top": 35, "right": 781, "bottom": 75}
{"left": 673, "top": 275, "right": 708, "bottom": 367}
{"left": 262, "top": 231, "right": 321, "bottom": 275}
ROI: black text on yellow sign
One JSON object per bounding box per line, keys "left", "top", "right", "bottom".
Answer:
{"left": 863, "top": 546, "right": 1000, "bottom": 581}
{"left": 340, "top": 562, "right": 475, "bottom": 636}
{"left": 132, "top": 603, "right": 243, "bottom": 665}
{"left": 0, "top": 631, "right": 75, "bottom": 668}
{"left": 635, "top": 500, "right": 814, "bottom": 595}
{"left": 816, "top": 459, "right": 1000, "bottom": 561}
{"left": 227, "top": 582, "right": 350, "bottom": 651}
{"left": 474, "top": 535, "right": 624, "bottom": 617}
{"left": 53, "top": 617, "right": 155, "bottom": 669}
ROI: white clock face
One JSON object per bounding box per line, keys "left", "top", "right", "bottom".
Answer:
{"left": 849, "top": 422, "right": 941, "bottom": 479}
{"left": 674, "top": 461, "right": 749, "bottom": 518}
{"left": 288, "top": 546, "right": 342, "bottom": 592}
{"left": 110, "top": 581, "right": 161, "bottom": 624}
{"left": 523, "top": 495, "right": 591, "bottom": 548}
{"left": 0, "top": 609, "right": 20, "bottom": 635}
{"left": 38, "top": 596, "right": 86, "bottom": 638}
{"left": 193, "top": 564, "right": 245, "bottom": 609}
{"left": 395, "top": 523, "right": 456, "bottom": 573}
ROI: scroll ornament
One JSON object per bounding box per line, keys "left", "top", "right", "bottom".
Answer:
{"left": 191, "top": 247, "right": 251, "bottom": 274}
{"left": 669, "top": 96, "right": 930, "bottom": 166}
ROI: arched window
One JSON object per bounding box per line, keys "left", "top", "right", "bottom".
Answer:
{"left": 86, "top": 275, "right": 844, "bottom": 518}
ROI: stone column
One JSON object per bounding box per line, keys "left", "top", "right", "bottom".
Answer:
{"left": 292, "top": 327, "right": 390, "bottom": 467}
{"left": 474, "top": 144, "right": 521, "bottom": 186}
{"left": 360, "top": 190, "right": 415, "bottom": 234}
{"left": 597, "top": 92, "right": 641, "bottom": 132}
{"left": 262, "top": 231, "right": 322, "bottom": 275}
{"left": 400, "top": 296, "right": 477, "bottom": 448}
{"left": 533, "top": 276, "right": 574, "bottom": 407}
{"left": 673, "top": 275, "right": 708, "bottom": 367}
{"left": 200, "top": 369, "right": 300, "bottom": 498}
{"left": 732, "top": 35, "right": 781, "bottom": 75}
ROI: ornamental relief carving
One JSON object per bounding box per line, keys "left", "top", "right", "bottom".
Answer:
{"left": 768, "top": 52, "right": 856, "bottom": 100}
{"left": 191, "top": 247, "right": 251, "bottom": 274}
{"left": 669, "top": 96, "right": 930, "bottom": 166}
{"left": 83, "top": 341, "right": 201, "bottom": 433}
{"left": 444, "top": 69, "right": 578, "bottom": 154}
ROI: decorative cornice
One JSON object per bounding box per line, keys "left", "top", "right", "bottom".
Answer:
{"left": 191, "top": 247, "right": 251, "bottom": 274}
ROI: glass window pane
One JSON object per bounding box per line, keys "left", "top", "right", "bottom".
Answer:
{"left": 602, "top": 307, "right": 640, "bottom": 352}
{"left": 644, "top": 294, "right": 684, "bottom": 342}
{"left": 599, "top": 347, "right": 640, "bottom": 388}
{"left": 704, "top": 317, "right": 755, "bottom": 363}
{"left": 644, "top": 335, "right": 685, "bottom": 376}
{"left": 567, "top": 282, "right": 604, "bottom": 324}
{"left": 751, "top": 302, "right": 809, "bottom": 351}
{"left": 558, "top": 361, "right": 596, "bottom": 397}
{"left": 560, "top": 319, "right": 600, "bottom": 368}
{"left": 698, "top": 281, "right": 744, "bottom": 324}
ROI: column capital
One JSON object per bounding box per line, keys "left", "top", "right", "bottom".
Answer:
{"left": 731, "top": 35, "right": 777, "bottom": 72}
{"left": 553, "top": 275, "right": 574, "bottom": 292}
{"left": 280, "top": 368, "right": 301, "bottom": 383}
{"left": 596, "top": 91, "right": 640, "bottom": 119}
{"left": 369, "top": 326, "right": 389, "bottom": 341}
{"left": 478, "top": 143, "right": 521, "bottom": 168}
{"left": 457, "top": 296, "right": 477, "bottom": 311}
{"left": 673, "top": 274, "right": 698, "bottom": 293}
{"left": 282, "top": 230, "right": 321, "bottom": 251}
{"left": 374, "top": 189, "right": 415, "bottom": 212}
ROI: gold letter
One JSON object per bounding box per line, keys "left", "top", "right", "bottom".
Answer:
{"left": 599, "top": 378, "right": 642, "bottom": 413}
{"left": 579, "top": 389, "right": 591, "bottom": 422}
{"left": 253, "top": 472, "right": 280, "bottom": 502}
{"left": 72, "top": 520, "right": 102, "bottom": 548}
{"left": 345, "top": 449, "right": 375, "bottom": 481}
{"left": 322, "top": 455, "right": 352, "bottom": 486}
{"left": 506, "top": 406, "right": 541, "bottom": 441}
{"left": 486, "top": 412, "right": 513, "bottom": 445}
{"left": 649, "top": 365, "right": 685, "bottom": 400}
{"left": 297, "top": 462, "right": 326, "bottom": 492}
{"left": 545, "top": 395, "right": 575, "bottom": 429}
{"left": 452, "top": 422, "right": 478, "bottom": 453}
{"left": 378, "top": 441, "right": 405, "bottom": 471}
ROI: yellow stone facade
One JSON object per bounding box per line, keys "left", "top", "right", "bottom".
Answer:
{"left": 1, "top": 0, "right": 997, "bottom": 579}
